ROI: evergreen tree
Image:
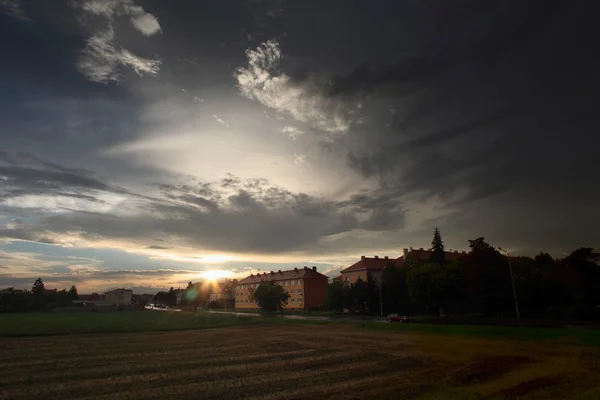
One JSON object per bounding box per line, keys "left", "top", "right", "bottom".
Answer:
{"left": 32, "top": 278, "right": 45, "bottom": 295}
{"left": 68, "top": 285, "right": 78, "bottom": 300}
{"left": 431, "top": 227, "right": 446, "bottom": 265}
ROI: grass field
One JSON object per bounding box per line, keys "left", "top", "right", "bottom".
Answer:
{"left": 1, "top": 315, "right": 600, "bottom": 399}
{"left": 0, "top": 311, "right": 261, "bottom": 336}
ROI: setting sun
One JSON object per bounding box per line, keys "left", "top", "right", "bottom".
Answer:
{"left": 199, "top": 270, "right": 233, "bottom": 281}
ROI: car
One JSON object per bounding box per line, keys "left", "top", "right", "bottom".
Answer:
{"left": 387, "top": 313, "right": 411, "bottom": 323}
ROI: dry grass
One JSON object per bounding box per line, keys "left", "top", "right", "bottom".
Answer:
{"left": 1, "top": 323, "right": 599, "bottom": 400}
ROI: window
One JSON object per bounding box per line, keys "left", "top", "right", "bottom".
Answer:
{"left": 290, "top": 289, "right": 295, "bottom": 294}
{"left": 291, "top": 280, "right": 295, "bottom": 285}
{"left": 298, "top": 279, "right": 301, "bottom": 285}
{"left": 298, "top": 298, "right": 302, "bottom": 303}
{"left": 291, "top": 298, "right": 295, "bottom": 303}
{"left": 297, "top": 289, "right": 302, "bottom": 294}
{"left": 284, "top": 281, "right": 288, "bottom": 286}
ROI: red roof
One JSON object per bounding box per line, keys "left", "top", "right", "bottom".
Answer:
{"left": 237, "top": 267, "right": 327, "bottom": 285}
{"left": 396, "top": 249, "right": 469, "bottom": 266}
{"left": 341, "top": 256, "right": 393, "bottom": 273}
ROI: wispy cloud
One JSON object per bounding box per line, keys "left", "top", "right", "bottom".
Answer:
{"left": 280, "top": 125, "right": 304, "bottom": 140}
{"left": 235, "top": 40, "right": 358, "bottom": 134}
{"left": 0, "top": 0, "right": 31, "bottom": 22}
{"left": 212, "top": 114, "right": 230, "bottom": 128}
{"left": 74, "top": 0, "right": 162, "bottom": 83}
{"left": 294, "top": 154, "right": 309, "bottom": 166}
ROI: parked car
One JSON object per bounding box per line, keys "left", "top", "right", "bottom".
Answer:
{"left": 387, "top": 313, "right": 411, "bottom": 323}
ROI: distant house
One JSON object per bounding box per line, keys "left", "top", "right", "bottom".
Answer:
{"left": 132, "top": 293, "right": 154, "bottom": 306}
{"left": 74, "top": 293, "right": 105, "bottom": 306}
{"left": 79, "top": 293, "right": 105, "bottom": 302}
{"left": 173, "top": 289, "right": 185, "bottom": 305}
{"left": 104, "top": 288, "right": 133, "bottom": 306}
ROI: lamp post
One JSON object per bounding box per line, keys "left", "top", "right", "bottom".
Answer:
{"left": 379, "top": 265, "right": 388, "bottom": 318}
{"left": 498, "top": 247, "right": 520, "bottom": 320}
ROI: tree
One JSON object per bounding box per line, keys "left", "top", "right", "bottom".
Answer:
{"left": 380, "top": 263, "right": 410, "bottom": 314}
{"left": 32, "top": 278, "right": 45, "bottom": 296}
{"left": 406, "top": 262, "right": 464, "bottom": 317}
{"left": 559, "top": 248, "right": 600, "bottom": 312}
{"left": 326, "top": 280, "right": 350, "bottom": 312}
{"left": 431, "top": 227, "right": 446, "bottom": 265}
{"left": 463, "top": 237, "right": 514, "bottom": 317}
{"left": 253, "top": 281, "right": 290, "bottom": 313}
{"left": 68, "top": 285, "right": 79, "bottom": 300}
{"left": 348, "top": 277, "right": 368, "bottom": 312}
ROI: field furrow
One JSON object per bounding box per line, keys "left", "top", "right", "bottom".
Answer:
{"left": 2, "top": 318, "right": 598, "bottom": 400}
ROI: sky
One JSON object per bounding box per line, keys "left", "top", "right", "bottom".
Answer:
{"left": 1, "top": 0, "right": 598, "bottom": 294}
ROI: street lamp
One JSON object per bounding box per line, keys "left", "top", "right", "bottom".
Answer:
{"left": 498, "top": 247, "right": 520, "bottom": 320}
{"left": 379, "top": 265, "right": 388, "bottom": 318}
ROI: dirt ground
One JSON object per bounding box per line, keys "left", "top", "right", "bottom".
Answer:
{"left": 1, "top": 323, "right": 599, "bottom": 399}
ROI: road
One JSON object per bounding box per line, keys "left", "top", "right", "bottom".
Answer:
{"left": 206, "top": 310, "right": 388, "bottom": 323}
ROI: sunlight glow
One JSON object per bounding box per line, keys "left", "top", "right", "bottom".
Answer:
{"left": 200, "top": 270, "right": 233, "bottom": 281}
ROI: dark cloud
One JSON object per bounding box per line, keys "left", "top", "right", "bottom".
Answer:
{"left": 0, "top": 153, "right": 116, "bottom": 201}
{"left": 144, "top": 245, "right": 169, "bottom": 250}
{"left": 1, "top": 0, "right": 598, "bottom": 264}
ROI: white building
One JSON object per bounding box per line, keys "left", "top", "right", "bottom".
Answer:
{"left": 104, "top": 288, "right": 133, "bottom": 306}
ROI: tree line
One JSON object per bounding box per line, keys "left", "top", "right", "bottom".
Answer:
{"left": 327, "top": 229, "right": 600, "bottom": 320}
{"left": 0, "top": 278, "right": 79, "bottom": 312}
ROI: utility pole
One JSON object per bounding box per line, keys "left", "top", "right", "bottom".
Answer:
{"left": 498, "top": 247, "right": 520, "bottom": 320}
{"left": 379, "top": 265, "right": 388, "bottom": 318}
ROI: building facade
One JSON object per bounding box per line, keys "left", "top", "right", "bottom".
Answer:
{"left": 338, "top": 248, "right": 472, "bottom": 285}
{"left": 235, "top": 267, "right": 328, "bottom": 311}
{"left": 104, "top": 288, "right": 133, "bottom": 306}
{"left": 339, "top": 256, "right": 392, "bottom": 285}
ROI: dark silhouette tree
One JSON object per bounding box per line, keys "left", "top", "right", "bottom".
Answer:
{"left": 253, "top": 281, "right": 290, "bottom": 313}
{"left": 32, "top": 278, "right": 45, "bottom": 296}
{"left": 431, "top": 227, "right": 446, "bottom": 265}
{"left": 348, "top": 277, "right": 367, "bottom": 311}
{"left": 326, "top": 280, "right": 350, "bottom": 313}
{"left": 68, "top": 285, "right": 78, "bottom": 300}
{"left": 381, "top": 263, "right": 410, "bottom": 314}
{"left": 406, "top": 262, "right": 463, "bottom": 317}
{"left": 559, "top": 248, "right": 600, "bottom": 313}
{"left": 464, "top": 237, "right": 513, "bottom": 317}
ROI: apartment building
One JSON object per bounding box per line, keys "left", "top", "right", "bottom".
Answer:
{"left": 235, "top": 267, "right": 328, "bottom": 311}
{"left": 396, "top": 247, "right": 468, "bottom": 266}
{"left": 339, "top": 255, "right": 392, "bottom": 285}
{"left": 339, "top": 248, "right": 471, "bottom": 285}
